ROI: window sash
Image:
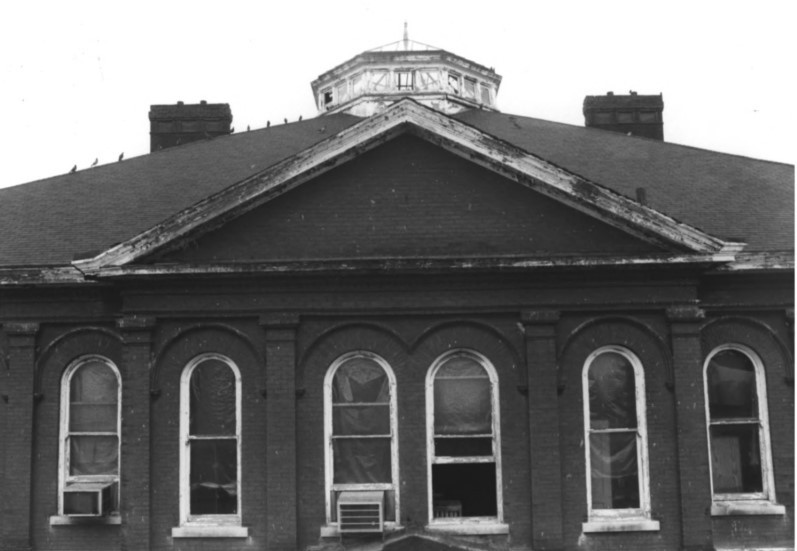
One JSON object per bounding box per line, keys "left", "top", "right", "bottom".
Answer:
{"left": 426, "top": 350, "right": 503, "bottom": 524}
{"left": 703, "top": 345, "right": 775, "bottom": 504}
{"left": 179, "top": 354, "right": 242, "bottom": 525}
{"left": 59, "top": 356, "right": 121, "bottom": 516}
{"left": 582, "top": 347, "right": 650, "bottom": 519}
{"left": 324, "top": 352, "right": 398, "bottom": 525}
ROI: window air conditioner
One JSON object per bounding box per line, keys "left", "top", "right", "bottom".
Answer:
{"left": 337, "top": 490, "right": 384, "bottom": 534}
{"left": 63, "top": 481, "right": 116, "bottom": 516}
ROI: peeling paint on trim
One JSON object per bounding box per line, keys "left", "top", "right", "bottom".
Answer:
{"left": 71, "top": 99, "right": 742, "bottom": 274}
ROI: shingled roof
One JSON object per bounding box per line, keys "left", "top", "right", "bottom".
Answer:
{"left": 0, "top": 108, "right": 792, "bottom": 267}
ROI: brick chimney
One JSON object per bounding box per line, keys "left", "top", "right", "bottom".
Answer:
{"left": 148, "top": 100, "right": 232, "bottom": 152}
{"left": 583, "top": 92, "right": 664, "bottom": 140}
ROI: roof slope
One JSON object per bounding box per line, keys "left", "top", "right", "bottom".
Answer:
{"left": 0, "top": 114, "right": 360, "bottom": 266}
{"left": 0, "top": 108, "right": 792, "bottom": 267}
{"left": 454, "top": 110, "right": 794, "bottom": 252}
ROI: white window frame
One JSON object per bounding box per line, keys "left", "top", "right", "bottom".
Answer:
{"left": 175, "top": 353, "right": 245, "bottom": 536}
{"left": 56, "top": 355, "right": 122, "bottom": 519}
{"left": 426, "top": 349, "right": 505, "bottom": 530}
{"left": 582, "top": 346, "right": 658, "bottom": 532}
{"left": 703, "top": 344, "right": 784, "bottom": 516}
{"left": 323, "top": 351, "right": 400, "bottom": 530}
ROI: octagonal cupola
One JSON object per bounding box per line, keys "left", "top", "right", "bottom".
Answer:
{"left": 311, "top": 25, "right": 502, "bottom": 116}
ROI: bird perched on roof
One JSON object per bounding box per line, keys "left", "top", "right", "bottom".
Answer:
{"left": 69, "top": 165, "right": 77, "bottom": 173}
{"left": 299, "top": 115, "right": 303, "bottom": 121}
{"left": 284, "top": 118, "right": 288, "bottom": 124}
{"left": 267, "top": 120, "right": 271, "bottom": 128}
{"left": 230, "top": 126, "right": 235, "bottom": 134}
{"left": 118, "top": 152, "right": 124, "bottom": 162}
{"left": 91, "top": 158, "right": 98, "bottom": 168}
{"left": 247, "top": 125, "right": 250, "bottom": 132}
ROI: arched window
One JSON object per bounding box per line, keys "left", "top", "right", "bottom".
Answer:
{"left": 704, "top": 345, "right": 778, "bottom": 510}
{"left": 582, "top": 347, "right": 656, "bottom": 530}
{"left": 59, "top": 356, "right": 121, "bottom": 517}
{"left": 324, "top": 352, "right": 398, "bottom": 528}
{"left": 179, "top": 354, "right": 242, "bottom": 527}
{"left": 426, "top": 350, "right": 502, "bottom": 524}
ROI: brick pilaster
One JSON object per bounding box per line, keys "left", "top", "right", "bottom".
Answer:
{"left": 522, "top": 310, "right": 564, "bottom": 551}
{"left": 261, "top": 314, "right": 299, "bottom": 551}
{"left": 118, "top": 316, "right": 156, "bottom": 551}
{"left": 667, "top": 306, "right": 714, "bottom": 551}
{"left": 1, "top": 322, "right": 39, "bottom": 551}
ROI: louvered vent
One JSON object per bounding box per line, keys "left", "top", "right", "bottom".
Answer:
{"left": 337, "top": 490, "right": 384, "bottom": 533}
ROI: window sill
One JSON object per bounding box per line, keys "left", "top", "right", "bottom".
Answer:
{"left": 50, "top": 514, "right": 121, "bottom": 526}
{"left": 171, "top": 525, "right": 249, "bottom": 538}
{"left": 426, "top": 521, "right": 509, "bottom": 535}
{"left": 320, "top": 522, "right": 402, "bottom": 538}
{"left": 711, "top": 501, "right": 786, "bottom": 516}
{"left": 582, "top": 518, "right": 660, "bottom": 533}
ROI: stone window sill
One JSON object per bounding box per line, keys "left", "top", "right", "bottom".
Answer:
{"left": 582, "top": 518, "right": 660, "bottom": 533}
{"left": 320, "top": 522, "right": 402, "bottom": 538}
{"left": 171, "top": 525, "right": 249, "bottom": 538}
{"left": 50, "top": 514, "right": 121, "bottom": 526}
{"left": 711, "top": 501, "right": 786, "bottom": 516}
{"left": 426, "top": 521, "right": 509, "bottom": 535}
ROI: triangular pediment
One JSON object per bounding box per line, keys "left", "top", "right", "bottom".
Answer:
{"left": 72, "top": 99, "right": 742, "bottom": 276}
{"left": 149, "top": 135, "right": 667, "bottom": 264}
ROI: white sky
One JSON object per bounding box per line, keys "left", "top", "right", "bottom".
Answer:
{"left": 1, "top": 0, "right": 794, "bottom": 189}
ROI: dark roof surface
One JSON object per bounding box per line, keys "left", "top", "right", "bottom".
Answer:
{"left": 0, "top": 108, "right": 792, "bottom": 266}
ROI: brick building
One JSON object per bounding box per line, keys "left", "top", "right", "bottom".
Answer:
{"left": 0, "top": 37, "right": 793, "bottom": 551}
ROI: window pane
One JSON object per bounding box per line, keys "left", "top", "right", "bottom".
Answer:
{"left": 70, "top": 403, "right": 118, "bottom": 432}
{"left": 447, "top": 73, "right": 460, "bottom": 94}
{"left": 432, "top": 463, "right": 496, "bottom": 517}
{"left": 397, "top": 71, "right": 413, "bottom": 90}
{"left": 590, "top": 431, "right": 639, "bottom": 509}
{"left": 710, "top": 424, "right": 763, "bottom": 494}
{"left": 436, "top": 356, "right": 488, "bottom": 379}
{"left": 434, "top": 376, "right": 491, "bottom": 435}
{"left": 480, "top": 85, "right": 492, "bottom": 105}
{"left": 333, "top": 438, "right": 391, "bottom": 484}
{"left": 70, "top": 362, "right": 118, "bottom": 432}
{"left": 333, "top": 404, "right": 390, "bottom": 436}
{"left": 707, "top": 350, "right": 757, "bottom": 419}
{"left": 333, "top": 358, "right": 388, "bottom": 404}
{"left": 190, "top": 359, "right": 236, "bottom": 436}
{"left": 190, "top": 439, "right": 238, "bottom": 515}
{"left": 371, "top": 71, "right": 389, "bottom": 92}
{"left": 435, "top": 437, "right": 492, "bottom": 457}
{"left": 589, "top": 352, "right": 637, "bottom": 429}
{"left": 70, "top": 435, "right": 119, "bottom": 475}
{"left": 463, "top": 78, "right": 477, "bottom": 99}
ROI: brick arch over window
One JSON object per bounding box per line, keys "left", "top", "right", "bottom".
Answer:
{"left": 701, "top": 316, "right": 793, "bottom": 383}
{"left": 299, "top": 322, "right": 409, "bottom": 392}
{"left": 559, "top": 317, "right": 671, "bottom": 393}
{"left": 36, "top": 327, "right": 123, "bottom": 400}
{"left": 412, "top": 321, "right": 522, "bottom": 377}
{"left": 152, "top": 324, "right": 263, "bottom": 395}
